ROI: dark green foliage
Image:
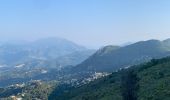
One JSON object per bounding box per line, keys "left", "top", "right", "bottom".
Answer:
{"left": 48, "top": 83, "right": 74, "bottom": 100}
{"left": 121, "top": 69, "right": 138, "bottom": 100}
{"left": 49, "top": 56, "right": 170, "bottom": 100}
{"left": 137, "top": 57, "right": 170, "bottom": 100}
{"left": 49, "top": 72, "right": 123, "bottom": 100}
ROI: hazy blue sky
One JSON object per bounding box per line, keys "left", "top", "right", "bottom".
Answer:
{"left": 0, "top": 0, "right": 170, "bottom": 48}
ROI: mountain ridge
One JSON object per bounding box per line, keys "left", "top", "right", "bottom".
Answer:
{"left": 74, "top": 39, "right": 170, "bottom": 72}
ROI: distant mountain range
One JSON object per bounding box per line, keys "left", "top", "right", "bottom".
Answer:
{"left": 74, "top": 39, "right": 170, "bottom": 72}
{"left": 0, "top": 38, "right": 95, "bottom": 87}
{"left": 0, "top": 37, "right": 95, "bottom": 67}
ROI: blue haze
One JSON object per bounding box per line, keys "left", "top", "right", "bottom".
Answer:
{"left": 0, "top": 0, "right": 170, "bottom": 48}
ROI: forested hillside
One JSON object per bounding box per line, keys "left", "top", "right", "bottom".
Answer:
{"left": 74, "top": 39, "right": 170, "bottom": 72}
{"left": 49, "top": 56, "right": 170, "bottom": 100}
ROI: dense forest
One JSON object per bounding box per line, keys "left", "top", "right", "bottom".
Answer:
{"left": 48, "top": 56, "right": 170, "bottom": 100}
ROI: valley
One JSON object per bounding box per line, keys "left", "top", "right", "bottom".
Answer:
{"left": 1, "top": 38, "right": 170, "bottom": 100}
{"left": 1, "top": 1, "right": 170, "bottom": 99}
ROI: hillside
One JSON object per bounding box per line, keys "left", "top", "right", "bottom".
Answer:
{"left": 55, "top": 50, "right": 95, "bottom": 66}
{"left": 74, "top": 39, "right": 170, "bottom": 72}
{"left": 0, "top": 38, "right": 95, "bottom": 87}
{"left": 49, "top": 56, "right": 170, "bottom": 100}
{"left": 0, "top": 37, "right": 88, "bottom": 66}
{"left": 0, "top": 80, "right": 56, "bottom": 100}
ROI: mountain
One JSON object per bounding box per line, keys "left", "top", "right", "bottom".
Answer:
{"left": 28, "top": 37, "right": 87, "bottom": 59}
{"left": 74, "top": 39, "right": 170, "bottom": 72}
{"left": 0, "top": 38, "right": 96, "bottom": 87}
{"left": 0, "top": 37, "right": 90, "bottom": 67}
{"left": 55, "top": 50, "right": 95, "bottom": 66}
{"left": 48, "top": 56, "right": 170, "bottom": 100}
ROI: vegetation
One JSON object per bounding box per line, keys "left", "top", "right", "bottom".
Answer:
{"left": 2, "top": 39, "right": 170, "bottom": 100}
{"left": 1, "top": 53, "right": 170, "bottom": 100}
{"left": 121, "top": 69, "right": 138, "bottom": 100}
{"left": 137, "top": 58, "right": 170, "bottom": 100}
{"left": 49, "top": 72, "right": 122, "bottom": 100}
{"left": 49, "top": 56, "right": 170, "bottom": 100}
{"left": 0, "top": 81, "right": 56, "bottom": 100}
{"left": 75, "top": 39, "right": 170, "bottom": 72}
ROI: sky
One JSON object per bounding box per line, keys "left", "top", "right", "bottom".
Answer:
{"left": 0, "top": 0, "right": 170, "bottom": 48}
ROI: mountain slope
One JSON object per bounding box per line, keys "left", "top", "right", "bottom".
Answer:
{"left": 28, "top": 37, "right": 86, "bottom": 59}
{"left": 55, "top": 50, "right": 95, "bottom": 66}
{"left": 0, "top": 38, "right": 95, "bottom": 87}
{"left": 49, "top": 56, "right": 170, "bottom": 100}
{"left": 0, "top": 37, "right": 91, "bottom": 67}
{"left": 74, "top": 39, "right": 170, "bottom": 72}
{"left": 0, "top": 49, "right": 96, "bottom": 87}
